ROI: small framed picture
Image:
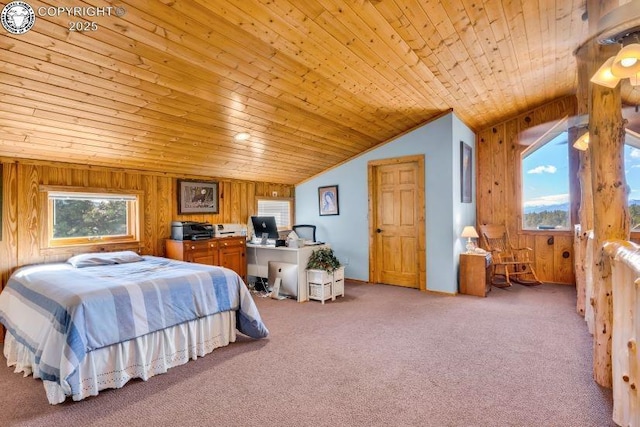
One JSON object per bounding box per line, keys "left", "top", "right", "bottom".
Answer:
{"left": 177, "top": 179, "right": 219, "bottom": 214}
{"left": 460, "top": 141, "right": 472, "bottom": 203}
{"left": 318, "top": 185, "right": 339, "bottom": 216}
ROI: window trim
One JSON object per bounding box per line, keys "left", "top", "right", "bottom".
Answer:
{"left": 39, "top": 185, "right": 143, "bottom": 249}
{"left": 520, "top": 118, "right": 571, "bottom": 232}
{"left": 626, "top": 131, "right": 640, "bottom": 236}
{"left": 255, "top": 196, "right": 294, "bottom": 230}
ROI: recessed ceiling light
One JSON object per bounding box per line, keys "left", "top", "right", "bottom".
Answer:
{"left": 234, "top": 132, "right": 250, "bottom": 141}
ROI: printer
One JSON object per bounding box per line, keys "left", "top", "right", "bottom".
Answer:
{"left": 171, "top": 221, "right": 214, "bottom": 241}
{"left": 213, "top": 223, "right": 247, "bottom": 238}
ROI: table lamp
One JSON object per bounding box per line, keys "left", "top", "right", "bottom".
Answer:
{"left": 461, "top": 226, "right": 479, "bottom": 253}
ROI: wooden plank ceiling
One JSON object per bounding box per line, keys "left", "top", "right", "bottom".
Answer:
{"left": 0, "top": 0, "right": 588, "bottom": 184}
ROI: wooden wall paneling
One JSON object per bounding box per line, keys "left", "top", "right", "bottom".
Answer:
{"left": 285, "top": 184, "right": 294, "bottom": 198}
{"left": 489, "top": 126, "right": 507, "bottom": 227}
{"left": 230, "top": 181, "right": 242, "bottom": 224}
{"left": 41, "top": 165, "right": 70, "bottom": 186}
{"left": 170, "top": 177, "right": 296, "bottom": 229}
{"left": 126, "top": 173, "right": 143, "bottom": 191}
{"left": 219, "top": 179, "right": 230, "bottom": 218}
{"left": 534, "top": 235, "right": 553, "bottom": 282}
{"left": 0, "top": 164, "right": 7, "bottom": 282}
{"left": 254, "top": 182, "right": 265, "bottom": 200}
{"left": 88, "top": 170, "right": 111, "bottom": 188}
{"left": 476, "top": 129, "right": 493, "bottom": 231}
{"left": 224, "top": 181, "right": 238, "bottom": 223}
{"left": 505, "top": 120, "right": 521, "bottom": 239}
{"left": 112, "top": 171, "right": 127, "bottom": 190}
{"left": 16, "top": 164, "right": 41, "bottom": 267}
{"left": 514, "top": 109, "right": 535, "bottom": 250}
{"left": 534, "top": 96, "right": 576, "bottom": 127}
{"left": 72, "top": 168, "right": 90, "bottom": 187}
{"left": 0, "top": 161, "right": 293, "bottom": 293}
{"left": 142, "top": 175, "right": 155, "bottom": 255}
{"left": 554, "top": 235, "right": 574, "bottom": 284}
{"left": 1, "top": 163, "right": 18, "bottom": 288}
{"left": 477, "top": 96, "right": 577, "bottom": 285}
{"left": 247, "top": 182, "right": 257, "bottom": 217}
{"left": 156, "top": 176, "right": 172, "bottom": 257}
{"left": 239, "top": 182, "right": 248, "bottom": 225}
{"left": 517, "top": 111, "right": 535, "bottom": 141}
{"left": 220, "top": 181, "right": 229, "bottom": 221}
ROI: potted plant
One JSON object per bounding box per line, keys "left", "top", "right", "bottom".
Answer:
{"left": 306, "top": 247, "right": 340, "bottom": 273}
{"left": 306, "top": 247, "right": 344, "bottom": 303}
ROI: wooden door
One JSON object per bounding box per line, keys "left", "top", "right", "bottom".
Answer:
{"left": 369, "top": 155, "right": 425, "bottom": 290}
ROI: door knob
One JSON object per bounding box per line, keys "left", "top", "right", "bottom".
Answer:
{"left": 376, "top": 228, "right": 383, "bottom": 233}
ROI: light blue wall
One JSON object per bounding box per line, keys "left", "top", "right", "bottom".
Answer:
{"left": 295, "top": 112, "right": 476, "bottom": 294}
{"left": 452, "top": 114, "right": 478, "bottom": 287}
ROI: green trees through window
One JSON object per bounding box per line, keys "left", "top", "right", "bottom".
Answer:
{"left": 53, "top": 199, "right": 127, "bottom": 238}
{"left": 44, "top": 189, "right": 139, "bottom": 247}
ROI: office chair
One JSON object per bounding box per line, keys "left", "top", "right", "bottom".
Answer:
{"left": 292, "top": 224, "right": 316, "bottom": 243}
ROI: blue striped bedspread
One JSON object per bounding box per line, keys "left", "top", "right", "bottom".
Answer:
{"left": 0, "top": 256, "right": 268, "bottom": 395}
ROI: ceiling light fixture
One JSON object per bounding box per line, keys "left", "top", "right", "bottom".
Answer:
{"left": 590, "top": 43, "right": 640, "bottom": 88}
{"left": 591, "top": 1, "right": 640, "bottom": 88}
{"left": 591, "top": 56, "right": 622, "bottom": 88}
{"left": 234, "top": 132, "right": 250, "bottom": 141}
{"left": 573, "top": 132, "right": 590, "bottom": 151}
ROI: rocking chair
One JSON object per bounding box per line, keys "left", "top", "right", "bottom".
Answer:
{"left": 479, "top": 224, "right": 542, "bottom": 287}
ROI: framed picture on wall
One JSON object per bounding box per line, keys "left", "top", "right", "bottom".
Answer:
{"left": 318, "top": 185, "right": 339, "bottom": 216}
{"left": 177, "top": 179, "right": 219, "bottom": 214}
{"left": 461, "top": 141, "right": 472, "bottom": 203}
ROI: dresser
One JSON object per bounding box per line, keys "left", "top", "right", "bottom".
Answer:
{"left": 165, "top": 237, "right": 247, "bottom": 282}
{"left": 459, "top": 252, "right": 492, "bottom": 297}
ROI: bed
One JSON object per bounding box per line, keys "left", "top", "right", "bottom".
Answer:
{"left": 0, "top": 251, "right": 269, "bottom": 404}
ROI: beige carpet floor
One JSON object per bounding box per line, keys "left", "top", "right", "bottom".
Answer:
{"left": 0, "top": 281, "right": 615, "bottom": 427}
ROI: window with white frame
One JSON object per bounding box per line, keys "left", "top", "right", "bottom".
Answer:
{"left": 521, "top": 126, "right": 640, "bottom": 232}
{"left": 256, "top": 198, "right": 293, "bottom": 229}
{"left": 43, "top": 188, "right": 140, "bottom": 247}
{"left": 625, "top": 134, "right": 640, "bottom": 231}
{"left": 521, "top": 130, "right": 570, "bottom": 230}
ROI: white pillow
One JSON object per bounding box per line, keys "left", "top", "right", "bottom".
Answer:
{"left": 67, "top": 251, "right": 143, "bottom": 268}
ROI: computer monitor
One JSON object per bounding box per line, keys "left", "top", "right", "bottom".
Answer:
{"left": 251, "top": 216, "right": 279, "bottom": 240}
{"left": 268, "top": 261, "right": 298, "bottom": 298}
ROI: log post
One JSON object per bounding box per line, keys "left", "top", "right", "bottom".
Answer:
{"left": 573, "top": 44, "right": 593, "bottom": 317}
{"left": 587, "top": 0, "right": 631, "bottom": 388}
{"left": 589, "top": 52, "right": 630, "bottom": 388}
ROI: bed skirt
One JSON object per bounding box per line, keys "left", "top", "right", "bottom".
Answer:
{"left": 3, "top": 311, "right": 236, "bottom": 404}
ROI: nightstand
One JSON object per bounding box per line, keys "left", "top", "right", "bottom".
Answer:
{"left": 459, "top": 253, "right": 492, "bottom": 297}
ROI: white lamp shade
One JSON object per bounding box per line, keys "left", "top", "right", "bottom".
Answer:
{"left": 460, "top": 226, "right": 479, "bottom": 239}
{"left": 612, "top": 43, "right": 640, "bottom": 78}
{"left": 591, "top": 56, "right": 621, "bottom": 88}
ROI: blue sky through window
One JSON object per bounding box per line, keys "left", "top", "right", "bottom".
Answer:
{"left": 522, "top": 133, "right": 569, "bottom": 210}
{"left": 522, "top": 133, "right": 640, "bottom": 209}
{"left": 625, "top": 144, "right": 640, "bottom": 203}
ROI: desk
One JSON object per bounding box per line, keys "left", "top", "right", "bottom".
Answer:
{"left": 246, "top": 243, "right": 328, "bottom": 302}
